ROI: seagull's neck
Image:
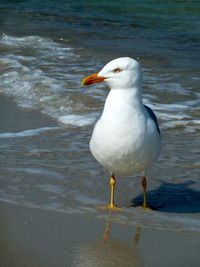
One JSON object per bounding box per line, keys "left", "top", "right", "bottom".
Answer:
{"left": 103, "top": 87, "right": 143, "bottom": 115}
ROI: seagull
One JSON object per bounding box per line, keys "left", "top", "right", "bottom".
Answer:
{"left": 82, "top": 57, "right": 161, "bottom": 210}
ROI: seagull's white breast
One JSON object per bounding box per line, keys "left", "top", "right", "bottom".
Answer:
{"left": 89, "top": 89, "right": 161, "bottom": 176}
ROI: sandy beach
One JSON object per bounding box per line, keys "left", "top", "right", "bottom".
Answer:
{"left": 1, "top": 200, "right": 200, "bottom": 267}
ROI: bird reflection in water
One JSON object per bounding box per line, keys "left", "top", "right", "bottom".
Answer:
{"left": 74, "top": 213, "right": 144, "bottom": 267}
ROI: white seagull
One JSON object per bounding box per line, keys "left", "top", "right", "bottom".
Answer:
{"left": 82, "top": 57, "right": 161, "bottom": 210}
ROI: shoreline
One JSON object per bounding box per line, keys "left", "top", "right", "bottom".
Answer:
{"left": 1, "top": 200, "right": 200, "bottom": 267}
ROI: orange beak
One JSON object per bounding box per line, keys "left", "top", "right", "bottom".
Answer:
{"left": 82, "top": 73, "right": 106, "bottom": 86}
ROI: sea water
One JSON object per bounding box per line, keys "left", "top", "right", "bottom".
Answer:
{"left": 0, "top": 0, "right": 199, "bottom": 231}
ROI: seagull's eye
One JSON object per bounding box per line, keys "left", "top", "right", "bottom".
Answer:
{"left": 113, "top": 68, "right": 121, "bottom": 73}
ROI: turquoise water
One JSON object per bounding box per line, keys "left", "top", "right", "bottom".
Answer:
{"left": 0, "top": 0, "right": 199, "bottom": 232}
{"left": 1, "top": 0, "right": 200, "bottom": 63}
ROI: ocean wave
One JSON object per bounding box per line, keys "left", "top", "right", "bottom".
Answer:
{"left": 161, "top": 119, "right": 200, "bottom": 131}
{"left": 58, "top": 114, "right": 97, "bottom": 127}
{"left": 0, "top": 34, "right": 199, "bottom": 132}
{"left": 0, "top": 34, "right": 100, "bottom": 121}
{"left": 0, "top": 127, "right": 60, "bottom": 138}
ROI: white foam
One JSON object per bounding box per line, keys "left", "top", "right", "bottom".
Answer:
{"left": 161, "top": 120, "right": 200, "bottom": 130}
{"left": 153, "top": 81, "right": 192, "bottom": 95}
{"left": 0, "top": 34, "right": 72, "bottom": 52}
{"left": 147, "top": 102, "right": 189, "bottom": 111}
{"left": 58, "top": 114, "right": 97, "bottom": 127}
{"left": 0, "top": 127, "right": 60, "bottom": 138}
{"left": 155, "top": 111, "right": 190, "bottom": 121}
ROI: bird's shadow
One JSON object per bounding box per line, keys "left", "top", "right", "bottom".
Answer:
{"left": 132, "top": 181, "right": 200, "bottom": 213}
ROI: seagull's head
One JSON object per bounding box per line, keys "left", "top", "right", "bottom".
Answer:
{"left": 82, "top": 57, "right": 142, "bottom": 90}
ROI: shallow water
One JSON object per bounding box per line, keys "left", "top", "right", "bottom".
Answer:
{"left": 0, "top": 0, "right": 200, "bottom": 232}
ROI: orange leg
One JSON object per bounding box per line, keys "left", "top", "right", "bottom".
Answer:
{"left": 99, "top": 174, "right": 122, "bottom": 211}
{"left": 141, "top": 176, "right": 148, "bottom": 209}
{"left": 109, "top": 174, "right": 116, "bottom": 208}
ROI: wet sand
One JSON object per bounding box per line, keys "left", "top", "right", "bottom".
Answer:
{"left": 1, "top": 200, "right": 200, "bottom": 267}
{"left": 0, "top": 95, "right": 56, "bottom": 133}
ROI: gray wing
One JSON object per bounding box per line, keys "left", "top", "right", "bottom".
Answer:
{"left": 144, "top": 105, "right": 160, "bottom": 135}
